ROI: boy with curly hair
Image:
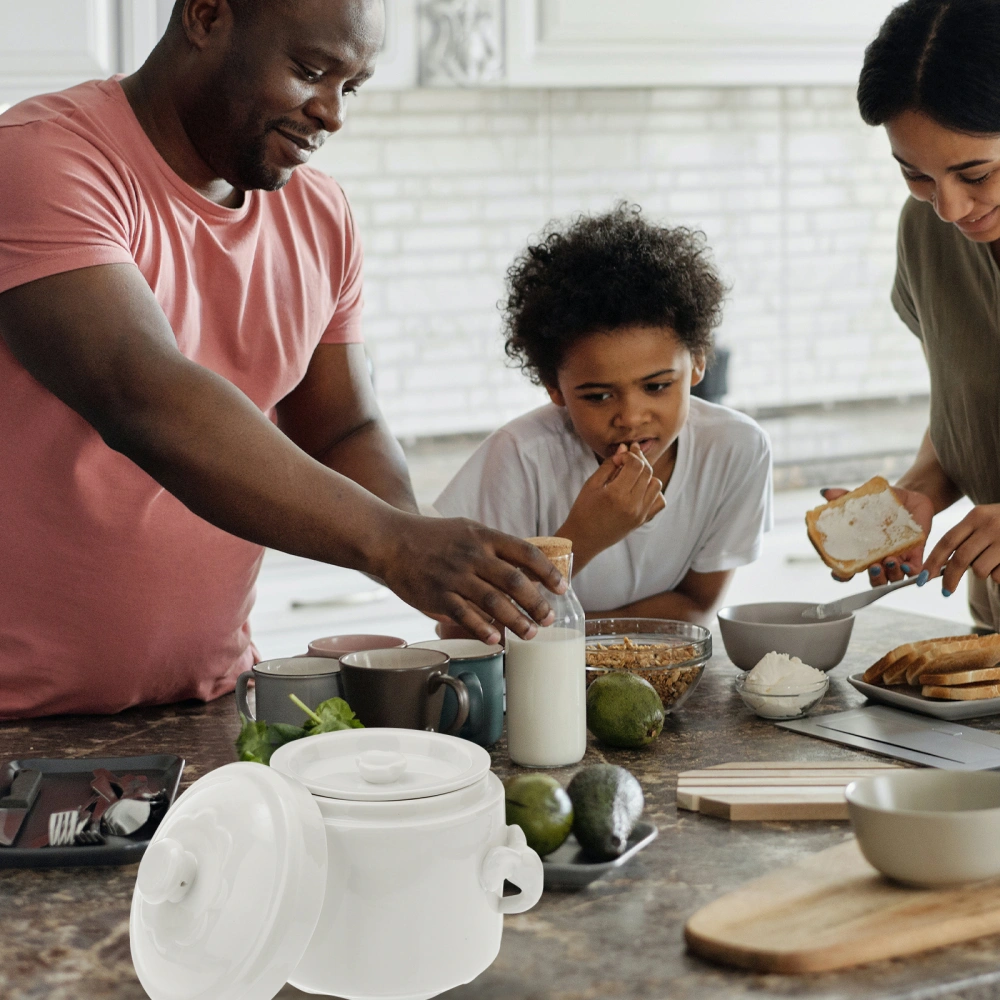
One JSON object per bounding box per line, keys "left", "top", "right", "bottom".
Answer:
{"left": 435, "top": 204, "right": 772, "bottom": 623}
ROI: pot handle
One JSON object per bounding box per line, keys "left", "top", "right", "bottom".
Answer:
{"left": 479, "top": 824, "right": 543, "bottom": 915}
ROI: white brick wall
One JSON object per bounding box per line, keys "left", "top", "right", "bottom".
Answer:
{"left": 309, "top": 86, "right": 926, "bottom": 439}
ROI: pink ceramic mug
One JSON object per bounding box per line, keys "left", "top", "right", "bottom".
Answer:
{"left": 307, "top": 633, "right": 407, "bottom": 660}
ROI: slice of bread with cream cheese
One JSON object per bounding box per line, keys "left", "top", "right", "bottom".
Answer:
{"left": 805, "top": 476, "right": 925, "bottom": 578}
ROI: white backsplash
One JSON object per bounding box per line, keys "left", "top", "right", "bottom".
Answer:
{"left": 309, "top": 85, "right": 926, "bottom": 439}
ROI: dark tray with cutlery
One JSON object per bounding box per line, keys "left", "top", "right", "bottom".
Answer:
{"left": 0, "top": 755, "right": 184, "bottom": 868}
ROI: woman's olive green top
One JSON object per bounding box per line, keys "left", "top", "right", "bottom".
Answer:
{"left": 892, "top": 196, "right": 1000, "bottom": 505}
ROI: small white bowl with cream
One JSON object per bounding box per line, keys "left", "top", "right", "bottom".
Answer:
{"left": 735, "top": 652, "right": 829, "bottom": 720}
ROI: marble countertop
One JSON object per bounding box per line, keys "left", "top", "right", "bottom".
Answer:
{"left": 3, "top": 607, "right": 1000, "bottom": 1000}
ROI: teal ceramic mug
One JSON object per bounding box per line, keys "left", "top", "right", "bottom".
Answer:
{"left": 409, "top": 639, "right": 504, "bottom": 747}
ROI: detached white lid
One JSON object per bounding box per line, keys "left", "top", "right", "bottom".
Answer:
{"left": 270, "top": 728, "right": 492, "bottom": 801}
{"left": 130, "top": 762, "right": 327, "bottom": 1000}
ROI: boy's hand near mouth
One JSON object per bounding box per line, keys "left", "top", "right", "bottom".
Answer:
{"left": 557, "top": 443, "right": 666, "bottom": 572}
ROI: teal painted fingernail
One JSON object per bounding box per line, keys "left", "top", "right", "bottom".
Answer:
{"left": 869, "top": 566, "right": 879, "bottom": 576}
{"left": 917, "top": 570, "right": 929, "bottom": 586}
{"left": 942, "top": 588, "right": 952, "bottom": 598}
{"left": 886, "top": 560, "right": 896, "bottom": 569}
{"left": 902, "top": 564, "right": 911, "bottom": 574}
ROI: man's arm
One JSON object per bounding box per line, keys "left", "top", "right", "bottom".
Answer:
{"left": 276, "top": 342, "right": 417, "bottom": 514}
{"left": 0, "top": 263, "right": 563, "bottom": 641}
{"left": 591, "top": 568, "right": 734, "bottom": 628}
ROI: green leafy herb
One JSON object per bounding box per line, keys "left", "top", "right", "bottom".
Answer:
{"left": 235, "top": 713, "right": 308, "bottom": 765}
{"left": 289, "top": 694, "right": 364, "bottom": 734}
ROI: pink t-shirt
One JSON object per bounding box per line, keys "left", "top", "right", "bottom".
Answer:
{"left": 0, "top": 78, "right": 364, "bottom": 719}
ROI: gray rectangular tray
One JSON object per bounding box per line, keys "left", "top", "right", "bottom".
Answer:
{"left": 542, "top": 821, "right": 658, "bottom": 889}
{"left": 0, "top": 754, "right": 185, "bottom": 868}
{"left": 848, "top": 673, "right": 1000, "bottom": 721}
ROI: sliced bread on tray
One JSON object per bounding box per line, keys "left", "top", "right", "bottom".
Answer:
{"left": 863, "top": 636, "right": 970, "bottom": 684}
{"left": 921, "top": 681, "right": 1000, "bottom": 701}
{"left": 806, "top": 476, "right": 925, "bottom": 578}
{"left": 903, "top": 633, "right": 1000, "bottom": 684}
{"left": 919, "top": 665, "right": 1000, "bottom": 686}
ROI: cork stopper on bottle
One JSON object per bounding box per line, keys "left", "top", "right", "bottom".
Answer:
{"left": 526, "top": 536, "right": 573, "bottom": 559}
{"left": 526, "top": 536, "right": 573, "bottom": 580}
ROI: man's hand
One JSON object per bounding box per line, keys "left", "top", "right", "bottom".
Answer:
{"left": 922, "top": 504, "right": 1000, "bottom": 596}
{"left": 376, "top": 517, "right": 565, "bottom": 644}
{"left": 820, "top": 486, "right": 934, "bottom": 585}
{"left": 559, "top": 443, "right": 665, "bottom": 572}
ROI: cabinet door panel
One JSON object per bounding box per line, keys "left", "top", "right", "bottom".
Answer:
{"left": 508, "top": 0, "right": 900, "bottom": 87}
{"left": 0, "top": 0, "right": 117, "bottom": 106}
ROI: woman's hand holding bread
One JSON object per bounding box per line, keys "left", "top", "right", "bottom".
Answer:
{"left": 922, "top": 504, "right": 1000, "bottom": 595}
{"left": 558, "top": 443, "right": 665, "bottom": 572}
{"left": 815, "top": 482, "right": 933, "bottom": 584}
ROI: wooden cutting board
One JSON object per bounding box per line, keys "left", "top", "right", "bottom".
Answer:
{"left": 676, "top": 761, "right": 901, "bottom": 821}
{"left": 685, "top": 839, "right": 1000, "bottom": 973}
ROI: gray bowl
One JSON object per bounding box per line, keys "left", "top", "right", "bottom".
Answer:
{"left": 716, "top": 602, "right": 854, "bottom": 671}
{"left": 846, "top": 771, "right": 1000, "bottom": 887}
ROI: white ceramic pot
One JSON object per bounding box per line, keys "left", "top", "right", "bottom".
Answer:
{"left": 130, "top": 729, "right": 543, "bottom": 1000}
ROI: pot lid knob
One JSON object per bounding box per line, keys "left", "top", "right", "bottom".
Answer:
{"left": 137, "top": 837, "right": 198, "bottom": 904}
{"left": 356, "top": 750, "right": 407, "bottom": 784}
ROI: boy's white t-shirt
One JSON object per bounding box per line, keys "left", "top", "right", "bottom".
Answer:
{"left": 434, "top": 398, "right": 773, "bottom": 612}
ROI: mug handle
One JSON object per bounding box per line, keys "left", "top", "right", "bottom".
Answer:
{"left": 457, "top": 670, "right": 485, "bottom": 739}
{"left": 432, "top": 673, "right": 469, "bottom": 735}
{"left": 479, "top": 824, "right": 544, "bottom": 915}
{"left": 235, "top": 671, "right": 256, "bottom": 722}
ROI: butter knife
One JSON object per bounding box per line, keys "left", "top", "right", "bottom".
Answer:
{"left": 801, "top": 570, "right": 929, "bottom": 620}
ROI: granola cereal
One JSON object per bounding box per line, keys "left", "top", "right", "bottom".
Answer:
{"left": 586, "top": 636, "right": 703, "bottom": 708}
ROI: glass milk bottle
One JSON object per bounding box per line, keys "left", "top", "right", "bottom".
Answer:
{"left": 505, "top": 536, "right": 586, "bottom": 767}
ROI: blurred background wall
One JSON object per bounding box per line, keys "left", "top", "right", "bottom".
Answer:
{"left": 312, "top": 84, "right": 921, "bottom": 438}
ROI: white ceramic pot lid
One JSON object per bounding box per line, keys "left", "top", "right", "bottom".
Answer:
{"left": 130, "top": 762, "right": 327, "bottom": 1000}
{"left": 269, "top": 728, "right": 492, "bottom": 801}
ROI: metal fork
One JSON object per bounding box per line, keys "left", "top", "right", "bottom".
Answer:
{"left": 47, "top": 809, "right": 88, "bottom": 847}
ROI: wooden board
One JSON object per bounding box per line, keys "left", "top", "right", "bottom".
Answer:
{"left": 676, "top": 761, "right": 901, "bottom": 821}
{"left": 685, "top": 839, "right": 1000, "bottom": 973}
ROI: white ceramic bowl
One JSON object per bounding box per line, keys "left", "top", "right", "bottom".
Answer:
{"left": 734, "top": 672, "right": 829, "bottom": 720}
{"left": 717, "top": 602, "right": 854, "bottom": 671}
{"left": 846, "top": 771, "right": 1000, "bottom": 887}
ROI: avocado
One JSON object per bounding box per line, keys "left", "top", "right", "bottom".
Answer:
{"left": 567, "top": 764, "right": 644, "bottom": 860}
{"left": 504, "top": 774, "right": 574, "bottom": 857}
{"left": 586, "top": 672, "right": 665, "bottom": 749}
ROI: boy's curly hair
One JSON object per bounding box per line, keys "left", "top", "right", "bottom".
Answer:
{"left": 502, "top": 203, "right": 726, "bottom": 387}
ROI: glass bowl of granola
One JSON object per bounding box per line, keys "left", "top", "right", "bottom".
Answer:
{"left": 585, "top": 618, "right": 712, "bottom": 713}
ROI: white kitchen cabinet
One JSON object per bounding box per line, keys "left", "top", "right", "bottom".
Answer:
{"left": 504, "top": 0, "right": 902, "bottom": 87}
{"left": 0, "top": 0, "right": 116, "bottom": 107}
{"left": 0, "top": 0, "right": 415, "bottom": 107}
{"left": 0, "top": 0, "right": 172, "bottom": 108}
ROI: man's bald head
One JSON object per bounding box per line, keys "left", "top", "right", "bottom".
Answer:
{"left": 169, "top": 0, "right": 290, "bottom": 28}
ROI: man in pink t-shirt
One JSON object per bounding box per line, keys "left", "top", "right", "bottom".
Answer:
{"left": 0, "top": 0, "right": 563, "bottom": 719}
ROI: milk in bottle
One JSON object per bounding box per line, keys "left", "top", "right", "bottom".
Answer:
{"left": 505, "top": 537, "right": 586, "bottom": 767}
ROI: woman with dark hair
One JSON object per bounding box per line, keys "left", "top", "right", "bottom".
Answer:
{"left": 828, "top": 0, "right": 1000, "bottom": 631}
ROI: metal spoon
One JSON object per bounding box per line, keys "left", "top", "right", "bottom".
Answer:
{"left": 101, "top": 797, "right": 151, "bottom": 837}
{"left": 801, "top": 570, "right": 930, "bottom": 620}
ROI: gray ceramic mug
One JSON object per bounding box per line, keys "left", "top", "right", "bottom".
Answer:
{"left": 338, "top": 648, "right": 469, "bottom": 733}
{"left": 235, "top": 656, "right": 344, "bottom": 726}
{"left": 409, "top": 639, "right": 503, "bottom": 747}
